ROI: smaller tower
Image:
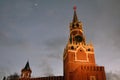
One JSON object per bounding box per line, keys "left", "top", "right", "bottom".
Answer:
{"left": 21, "top": 61, "right": 32, "bottom": 78}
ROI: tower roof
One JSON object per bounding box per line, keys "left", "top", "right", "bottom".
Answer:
{"left": 72, "top": 6, "right": 79, "bottom": 23}
{"left": 24, "top": 61, "right": 30, "bottom": 70}
{"left": 22, "top": 61, "right": 32, "bottom": 72}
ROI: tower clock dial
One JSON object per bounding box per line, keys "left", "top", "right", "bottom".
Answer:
{"left": 75, "top": 35, "right": 83, "bottom": 42}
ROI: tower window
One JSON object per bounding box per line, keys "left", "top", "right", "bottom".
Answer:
{"left": 71, "top": 46, "right": 74, "bottom": 50}
{"left": 90, "top": 76, "right": 96, "bottom": 80}
{"left": 88, "top": 48, "right": 90, "bottom": 51}
{"left": 80, "top": 49, "right": 82, "bottom": 52}
{"left": 72, "top": 24, "right": 75, "bottom": 28}
{"left": 81, "top": 66, "right": 83, "bottom": 70}
{"left": 84, "top": 66, "right": 86, "bottom": 70}
{"left": 87, "top": 66, "right": 89, "bottom": 70}
{"left": 76, "top": 23, "right": 79, "bottom": 27}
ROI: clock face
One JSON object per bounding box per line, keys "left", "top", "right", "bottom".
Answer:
{"left": 75, "top": 35, "right": 83, "bottom": 42}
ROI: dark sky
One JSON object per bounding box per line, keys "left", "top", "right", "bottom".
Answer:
{"left": 0, "top": 0, "right": 120, "bottom": 79}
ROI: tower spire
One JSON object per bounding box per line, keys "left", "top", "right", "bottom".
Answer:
{"left": 24, "top": 61, "right": 31, "bottom": 70}
{"left": 73, "top": 6, "right": 78, "bottom": 23}
{"left": 21, "top": 61, "right": 32, "bottom": 78}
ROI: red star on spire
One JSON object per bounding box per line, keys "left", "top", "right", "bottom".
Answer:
{"left": 73, "top": 6, "right": 77, "bottom": 11}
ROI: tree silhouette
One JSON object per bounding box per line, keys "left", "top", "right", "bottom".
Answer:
{"left": 7, "top": 73, "right": 19, "bottom": 80}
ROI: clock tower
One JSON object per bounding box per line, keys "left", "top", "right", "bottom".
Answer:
{"left": 63, "top": 6, "right": 106, "bottom": 80}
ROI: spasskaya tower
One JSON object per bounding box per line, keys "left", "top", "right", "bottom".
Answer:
{"left": 63, "top": 6, "right": 106, "bottom": 80}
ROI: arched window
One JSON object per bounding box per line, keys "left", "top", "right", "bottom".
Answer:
{"left": 71, "top": 46, "right": 74, "bottom": 50}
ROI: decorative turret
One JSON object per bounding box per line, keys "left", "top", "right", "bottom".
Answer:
{"left": 21, "top": 61, "right": 32, "bottom": 78}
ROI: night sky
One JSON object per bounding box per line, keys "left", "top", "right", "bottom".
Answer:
{"left": 0, "top": 0, "right": 120, "bottom": 79}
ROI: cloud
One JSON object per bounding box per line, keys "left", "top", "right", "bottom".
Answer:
{"left": 40, "top": 60, "right": 54, "bottom": 77}
{"left": 106, "top": 71, "right": 120, "bottom": 80}
{"left": 0, "top": 27, "right": 25, "bottom": 46}
{"left": 42, "top": 36, "right": 67, "bottom": 60}
{"left": 0, "top": 66, "right": 10, "bottom": 80}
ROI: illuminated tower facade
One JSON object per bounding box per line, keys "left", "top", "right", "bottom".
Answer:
{"left": 63, "top": 7, "right": 106, "bottom": 80}
{"left": 21, "top": 61, "right": 32, "bottom": 78}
